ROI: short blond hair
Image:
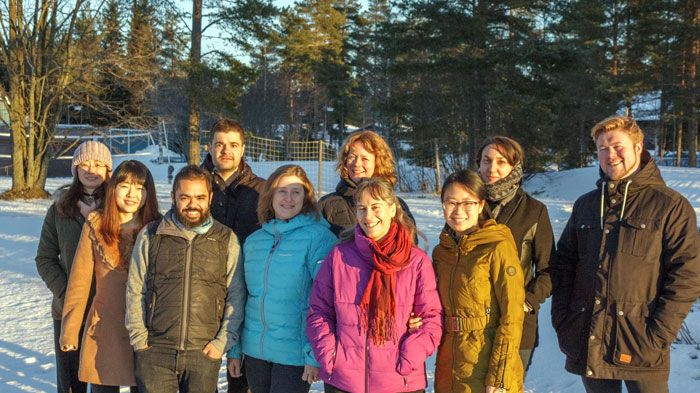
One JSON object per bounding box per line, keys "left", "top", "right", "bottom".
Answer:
{"left": 591, "top": 115, "right": 644, "bottom": 145}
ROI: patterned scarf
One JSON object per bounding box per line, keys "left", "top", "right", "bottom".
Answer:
{"left": 360, "top": 222, "right": 413, "bottom": 346}
{"left": 484, "top": 163, "right": 523, "bottom": 203}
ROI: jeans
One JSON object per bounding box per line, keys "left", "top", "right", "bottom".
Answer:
{"left": 53, "top": 319, "right": 87, "bottom": 393}
{"left": 324, "top": 384, "right": 424, "bottom": 393}
{"left": 225, "top": 356, "right": 248, "bottom": 393}
{"left": 244, "top": 355, "right": 309, "bottom": 393}
{"left": 134, "top": 347, "right": 222, "bottom": 393}
{"left": 581, "top": 376, "right": 669, "bottom": 393}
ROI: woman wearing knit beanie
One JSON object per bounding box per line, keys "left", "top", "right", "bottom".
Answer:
{"left": 477, "top": 136, "right": 555, "bottom": 379}
{"left": 35, "top": 140, "right": 112, "bottom": 393}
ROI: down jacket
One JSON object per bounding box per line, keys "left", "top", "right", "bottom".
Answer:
{"left": 60, "top": 212, "right": 136, "bottom": 386}
{"left": 433, "top": 220, "right": 526, "bottom": 393}
{"left": 227, "top": 213, "right": 337, "bottom": 366}
{"left": 551, "top": 152, "right": 700, "bottom": 381}
{"left": 307, "top": 226, "right": 443, "bottom": 393}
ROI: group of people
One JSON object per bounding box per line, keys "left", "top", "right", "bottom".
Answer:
{"left": 35, "top": 114, "right": 699, "bottom": 393}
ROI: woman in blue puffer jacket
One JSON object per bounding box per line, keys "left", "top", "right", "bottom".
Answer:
{"left": 227, "top": 164, "right": 337, "bottom": 393}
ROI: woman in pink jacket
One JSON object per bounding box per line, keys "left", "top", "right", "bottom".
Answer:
{"left": 307, "top": 179, "right": 443, "bottom": 393}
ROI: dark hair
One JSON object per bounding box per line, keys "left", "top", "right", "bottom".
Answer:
{"left": 172, "top": 165, "right": 213, "bottom": 195}
{"left": 100, "top": 160, "right": 161, "bottom": 248}
{"left": 211, "top": 118, "right": 246, "bottom": 145}
{"left": 257, "top": 165, "right": 319, "bottom": 224}
{"left": 441, "top": 169, "right": 487, "bottom": 226}
{"left": 476, "top": 136, "right": 524, "bottom": 167}
{"left": 56, "top": 175, "right": 109, "bottom": 218}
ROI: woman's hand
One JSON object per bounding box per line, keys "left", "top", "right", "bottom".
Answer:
{"left": 227, "top": 358, "right": 242, "bottom": 378}
{"left": 301, "top": 365, "right": 319, "bottom": 384}
{"left": 60, "top": 344, "right": 77, "bottom": 352}
{"left": 407, "top": 312, "right": 423, "bottom": 331}
{"left": 486, "top": 386, "right": 506, "bottom": 393}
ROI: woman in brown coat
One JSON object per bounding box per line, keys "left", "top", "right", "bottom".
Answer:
{"left": 60, "top": 160, "right": 161, "bottom": 393}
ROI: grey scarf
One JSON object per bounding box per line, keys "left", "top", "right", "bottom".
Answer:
{"left": 484, "top": 163, "right": 523, "bottom": 203}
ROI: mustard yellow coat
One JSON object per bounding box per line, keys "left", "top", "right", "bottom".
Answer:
{"left": 60, "top": 212, "right": 137, "bottom": 386}
{"left": 433, "top": 220, "right": 525, "bottom": 393}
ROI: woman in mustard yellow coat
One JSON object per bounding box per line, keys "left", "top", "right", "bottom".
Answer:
{"left": 432, "top": 169, "right": 525, "bottom": 393}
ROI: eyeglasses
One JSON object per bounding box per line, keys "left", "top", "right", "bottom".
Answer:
{"left": 442, "top": 200, "right": 480, "bottom": 212}
{"left": 78, "top": 161, "right": 108, "bottom": 171}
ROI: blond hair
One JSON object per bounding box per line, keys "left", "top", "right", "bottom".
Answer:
{"left": 591, "top": 115, "right": 644, "bottom": 144}
{"left": 257, "top": 165, "right": 319, "bottom": 224}
{"left": 336, "top": 131, "right": 397, "bottom": 186}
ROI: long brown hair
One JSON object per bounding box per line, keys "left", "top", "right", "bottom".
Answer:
{"left": 336, "top": 131, "right": 398, "bottom": 186}
{"left": 257, "top": 165, "right": 319, "bottom": 224}
{"left": 56, "top": 176, "right": 109, "bottom": 218}
{"left": 345, "top": 178, "right": 425, "bottom": 246}
{"left": 100, "top": 160, "right": 161, "bottom": 246}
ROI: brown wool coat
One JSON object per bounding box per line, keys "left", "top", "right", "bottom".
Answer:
{"left": 60, "top": 212, "right": 137, "bottom": 386}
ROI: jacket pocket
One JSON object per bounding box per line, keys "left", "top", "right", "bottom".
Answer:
{"left": 556, "top": 303, "right": 588, "bottom": 361}
{"left": 146, "top": 291, "right": 156, "bottom": 330}
{"left": 610, "top": 303, "right": 664, "bottom": 368}
{"left": 619, "top": 217, "right": 659, "bottom": 258}
{"left": 575, "top": 221, "right": 598, "bottom": 260}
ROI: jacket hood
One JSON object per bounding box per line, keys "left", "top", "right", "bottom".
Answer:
{"left": 261, "top": 213, "right": 330, "bottom": 235}
{"left": 335, "top": 177, "right": 374, "bottom": 197}
{"left": 439, "top": 219, "right": 515, "bottom": 253}
{"left": 595, "top": 150, "right": 665, "bottom": 191}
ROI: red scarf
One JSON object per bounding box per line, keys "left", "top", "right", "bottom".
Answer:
{"left": 360, "top": 222, "right": 413, "bottom": 346}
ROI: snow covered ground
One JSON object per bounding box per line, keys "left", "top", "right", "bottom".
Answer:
{"left": 0, "top": 151, "right": 698, "bottom": 392}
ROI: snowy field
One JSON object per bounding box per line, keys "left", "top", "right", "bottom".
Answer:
{"left": 0, "top": 151, "right": 698, "bottom": 392}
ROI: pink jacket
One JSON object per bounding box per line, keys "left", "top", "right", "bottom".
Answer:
{"left": 307, "top": 226, "right": 443, "bottom": 393}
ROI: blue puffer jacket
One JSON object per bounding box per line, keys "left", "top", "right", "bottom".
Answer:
{"left": 227, "top": 213, "right": 337, "bottom": 367}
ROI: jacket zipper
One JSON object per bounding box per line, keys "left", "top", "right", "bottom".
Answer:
{"left": 178, "top": 239, "right": 193, "bottom": 350}
{"left": 449, "top": 248, "right": 460, "bottom": 392}
{"left": 364, "top": 334, "right": 370, "bottom": 393}
{"left": 260, "top": 225, "right": 281, "bottom": 358}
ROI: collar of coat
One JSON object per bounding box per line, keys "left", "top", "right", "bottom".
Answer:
{"left": 260, "top": 213, "right": 330, "bottom": 236}
{"left": 438, "top": 219, "right": 516, "bottom": 255}
{"left": 201, "top": 153, "right": 259, "bottom": 190}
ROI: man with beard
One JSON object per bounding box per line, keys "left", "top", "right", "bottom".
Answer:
{"left": 550, "top": 115, "right": 700, "bottom": 393}
{"left": 126, "top": 165, "right": 245, "bottom": 393}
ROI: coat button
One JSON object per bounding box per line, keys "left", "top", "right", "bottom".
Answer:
{"left": 611, "top": 199, "right": 617, "bottom": 204}
{"left": 618, "top": 311, "right": 624, "bottom": 316}
{"left": 580, "top": 307, "right": 586, "bottom": 312}
{"left": 641, "top": 224, "right": 646, "bottom": 229}
{"left": 595, "top": 299, "right": 601, "bottom": 305}
{"left": 604, "top": 229, "right": 610, "bottom": 234}
{"left": 587, "top": 370, "right": 593, "bottom": 376}
{"left": 589, "top": 335, "right": 596, "bottom": 341}
{"left": 609, "top": 183, "right": 615, "bottom": 189}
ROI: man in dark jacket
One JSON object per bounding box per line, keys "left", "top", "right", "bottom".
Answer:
{"left": 126, "top": 166, "right": 245, "bottom": 393}
{"left": 201, "top": 119, "right": 264, "bottom": 392}
{"left": 550, "top": 115, "right": 700, "bottom": 393}
{"left": 202, "top": 118, "right": 265, "bottom": 247}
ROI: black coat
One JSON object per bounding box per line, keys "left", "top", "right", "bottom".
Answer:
{"left": 486, "top": 187, "right": 554, "bottom": 349}
{"left": 550, "top": 152, "right": 700, "bottom": 380}
{"left": 202, "top": 155, "right": 265, "bottom": 245}
{"left": 318, "top": 178, "right": 416, "bottom": 237}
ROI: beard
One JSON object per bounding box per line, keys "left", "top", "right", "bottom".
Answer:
{"left": 175, "top": 207, "right": 211, "bottom": 228}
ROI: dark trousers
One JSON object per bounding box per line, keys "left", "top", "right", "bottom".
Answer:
{"left": 226, "top": 357, "right": 248, "bottom": 393}
{"left": 582, "top": 376, "right": 669, "bottom": 393}
{"left": 324, "top": 384, "right": 424, "bottom": 393}
{"left": 89, "top": 384, "right": 138, "bottom": 393}
{"left": 244, "top": 355, "right": 309, "bottom": 393}
{"left": 134, "top": 347, "right": 221, "bottom": 393}
{"left": 53, "top": 319, "right": 87, "bottom": 393}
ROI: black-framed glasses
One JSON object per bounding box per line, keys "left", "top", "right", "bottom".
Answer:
{"left": 442, "top": 200, "right": 480, "bottom": 212}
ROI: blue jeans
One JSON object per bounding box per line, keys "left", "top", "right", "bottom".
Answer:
{"left": 244, "top": 355, "right": 309, "bottom": 393}
{"left": 134, "top": 347, "right": 221, "bottom": 393}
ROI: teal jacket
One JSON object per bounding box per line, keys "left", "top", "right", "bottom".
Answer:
{"left": 227, "top": 213, "right": 336, "bottom": 367}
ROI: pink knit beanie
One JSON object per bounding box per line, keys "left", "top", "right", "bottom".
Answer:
{"left": 71, "top": 141, "right": 113, "bottom": 177}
